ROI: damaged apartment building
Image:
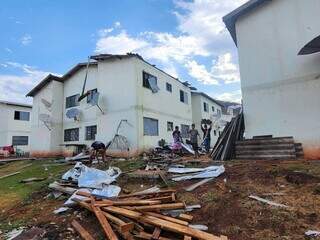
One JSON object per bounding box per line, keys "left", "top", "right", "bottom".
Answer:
{"left": 223, "top": 0, "right": 320, "bottom": 159}
{"left": 26, "top": 54, "right": 236, "bottom": 157}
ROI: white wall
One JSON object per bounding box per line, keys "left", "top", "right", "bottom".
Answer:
{"left": 135, "top": 59, "right": 193, "bottom": 150}
{"left": 0, "top": 103, "right": 31, "bottom": 152}
{"left": 236, "top": 0, "right": 320, "bottom": 159}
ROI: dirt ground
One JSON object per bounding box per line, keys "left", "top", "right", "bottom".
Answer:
{"left": 1, "top": 157, "right": 320, "bottom": 240}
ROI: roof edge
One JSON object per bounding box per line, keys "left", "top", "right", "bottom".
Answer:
{"left": 191, "top": 91, "right": 224, "bottom": 107}
{"left": 0, "top": 100, "right": 32, "bottom": 108}
{"left": 26, "top": 74, "right": 62, "bottom": 97}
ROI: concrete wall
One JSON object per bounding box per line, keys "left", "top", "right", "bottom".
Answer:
{"left": 0, "top": 103, "right": 31, "bottom": 152}
{"left": 191, "top": 93, "right": 223, "bottom": 146}
{"left": 236, "top": 0, "right": 320, "bottom": 159}
{"left": 135, "top": 59, "right": 193, "bottom": 150}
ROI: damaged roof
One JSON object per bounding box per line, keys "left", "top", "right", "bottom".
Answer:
{"left": 191, "top": 92, "right": 224, "bottom": 107}
{"left": 223, "top": 0, "right": 272, "bottom": 45}
{"left": 26, "top": 74, "right": 62, "bottom": 97}
{"left": 0, "top": 100, "right": 32, "bottom": 108}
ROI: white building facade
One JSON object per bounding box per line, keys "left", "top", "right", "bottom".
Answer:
{"left": 224, "top": 0, "right": 320, "bottom": 159}
{"left": 27, "top": 54, "right": 193, "bottom": 157}
{"left": 0, "top": 101, "right": 32, "bottom": 153}
{"left": 191, "top": 92, "right": 224, "bottom": 146}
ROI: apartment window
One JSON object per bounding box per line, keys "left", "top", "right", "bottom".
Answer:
{"left": 64, "top": 128, "right": 79, "bottom": 142}
{"left": 180, "top": 90, "right": 188, "bottom": 104}
{"left": 86, "top": 89, "right": 98, "bottom": 103}
{"left": 143, "top": 71, "right": 159, "bottom": 93}
{"left": 214, "top": 130, "right": 217, "bottom": 136}
{"left": 166, "top": 83, "right": 172, "bottom": 92}
{"left": 203, "top": 102, "right": 209, "bottom": 112}
{"left": 85, "top": 125, "right": 97, "bottom": 140}
{"left": 212, "top": 106, "right": 215, "bottom": 112}
{"left": 167, "top": 121, "right": 173, "bottom": 131}
{"left": 14, "top": 111, "right": 30, "bottom": 121}
{"left": 181, "top": 124, "right": 190, "bottom": 138}
{"left": 66, "top": 94, "right": 80, "bottom": 109}
{"left": 12, "top": 136, "right": 28, "bottom": 146}
{"left": 143, "top": 117, "right": 159, "bottom": 136}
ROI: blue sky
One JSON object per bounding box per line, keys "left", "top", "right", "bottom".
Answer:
{"left": 0, "top": 0, "right": 246, "bottom": 104}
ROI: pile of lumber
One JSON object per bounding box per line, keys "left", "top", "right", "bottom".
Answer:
{"left": 71, "top": 189, "right": 228, "bottom": 240}
{"left": 211, "top": 113, "right": 245, "bottom": 161}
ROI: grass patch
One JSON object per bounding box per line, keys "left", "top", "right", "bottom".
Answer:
{"left": 0, "top": 160, "right": 71, "bottom": 209}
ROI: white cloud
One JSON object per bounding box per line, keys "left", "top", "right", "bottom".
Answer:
{"left": 216, "top": 90, "right": 242, "bottom": 103}
{"left": 5, "top": 48, "right": 12, "bottom": 53}
{"left": 0, "top": 62, "right": 59, "bottom": 103}
{"left": 94, "top": 1, "right": 245, "bottom": 86}
{"left": 21, "top": 34, "right": 32, "bottom": 45}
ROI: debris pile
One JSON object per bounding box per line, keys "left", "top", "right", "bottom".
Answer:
{"left": 71, "top": 188, "right": 228, "bottom": 240}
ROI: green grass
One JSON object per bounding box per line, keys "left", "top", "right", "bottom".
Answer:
{"left": 0, "top": 160, "right": 71, "bottom": 209}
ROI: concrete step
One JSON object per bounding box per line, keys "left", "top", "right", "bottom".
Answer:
{"left": 236, "top": 137, "right": 294, "bottom": 146}
{"left": 236, "top": 154, "right": 297, "bottom": 160}
{"left": 236, "top": 149, "right": 296, "bottom": 155}
{"left": 235, "top": 143, "right": 295, "bottom": 151}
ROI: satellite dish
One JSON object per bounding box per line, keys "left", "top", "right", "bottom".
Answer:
{"left": 88, "top": 91, "right": 100, "bottom": 106}
{"left": 39, "top": 113, "right": 52, "bottom": 131}
{"left": 66, "top": 108, "right": 80, "bottom": 121}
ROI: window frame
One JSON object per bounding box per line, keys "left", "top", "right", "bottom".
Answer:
{"left": 66, "top": 94, "right": 80, "bottom": 109}
{"left": 14, "top": 111, "right": 30, "bottom": 121}
{"left": 12, "top": 136, "right": 29, "bottom": 146}
{"left": 180, "top": 90, "right": 188, "bottom": 104}
{"left": 167, "top": 121, "right": 173, "bottom": 131}
{"left": 86, "top": 89, "right": 98, "bottom": 103}
{"left": 166, "top": 82, "right": 172, "bottom": 92}
{"left": 203, "top": 102, "right": 209, "bottom": 112}
{"left": 85, "top": 125, "right": 97, "bottom": 141}
{"left": 64, "top": 128, "right": 80, "bottom": 142}
{"left": 143, "top": 117, "right": 159, "bottom": 136}
{"left": 212, "top": 106, "right": 215, "bottom": 112}
{"left": 143, "top": 71, "right": 157, "bottom": 89}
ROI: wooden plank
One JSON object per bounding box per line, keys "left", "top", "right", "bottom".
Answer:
{"left": 91, "top": 198, "right": 118, "bottom": 240}
{"left": 71, "top": 220, "right": 95, "bottom": 240}
{"left": 49, "top": 181, "right": 76, "bottom": 195}
{"left": 103, "top": 206, "right": 223, "bottom": 240}
{"left": 134, "top": 232, "right": 171, "bottom": 240}
{"left": 102, "top": 212, "right": 134, "bottom": 232}
{"left": 0, "top": 171, "right": 20, "bottom": 180}
{"left": 126, "top": 203, "right": 185, "bottom": 212}
{"left": 94, "top": 199, "right": 162, "bottom": 207}
{"left": 118, "top": 189, "right": 176, "bottom": 199}
{"left": 178, "top": 214, "right": 193, "bottom": 222}
{"left": 249, "top": 195, "right": 289, "bottom": 208}
{"left": 152, "top": 227, "right": 161, "bottom": 239}
{"left": 145, "top": 212, "right": 189, "bottom": 226}
{"left": 148, "top": 195, "right": 175, "bottom": 203}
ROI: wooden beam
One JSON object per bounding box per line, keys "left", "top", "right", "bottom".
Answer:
{"left": 134, "top": 232, "right": 171, "bottom": 240}
{"left": 102, "top": 212, "right": 134, "bottom": 232}
{"left": 94, "top": 199, "right": 162, "bottom": 207}
{"left": 178, "top": 214, "right": 193, "bottom": 222}
{"left": 103, "top": 206, "right": 223, "bottom": 240}
{"left": 152, "top": 227, "right": 161, "bottom": 239}
{"left": 145, "top": 212, "right": 189, "bottom": 226}
{"left": 126, "top": 203, "right": 185, "bottom": 212}
{"left": 91, "top": 198, "right": 118, "bottom": 240}
{"left": 0, "top": 171, "right": 20, "bottom": 180}
{"left": 118, "top": 189, "right": 176, "bottom": 199}
{"left": 71, "top": 220, "right": 95, "bottom": 240}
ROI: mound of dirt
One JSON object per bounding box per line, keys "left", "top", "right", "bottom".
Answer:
{"left": 285, "top": 172, "right": 320, "bottom": 185}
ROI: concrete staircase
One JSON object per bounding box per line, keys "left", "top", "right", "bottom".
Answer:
{"left": 235, "top": 136, "right": 303, "bottom": 160}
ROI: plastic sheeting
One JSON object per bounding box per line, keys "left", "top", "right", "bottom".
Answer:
{"left": 62, "top": 162, "right": 121, "bottom": 189}
{"left": 92, "top": 185, "right": 121, "bottom": 198}
{"left": 171, "top": 165, "right": 225, "bottom": 181}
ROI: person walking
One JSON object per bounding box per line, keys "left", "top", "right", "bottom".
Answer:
{"left": 171, "top": 126, "right": 183, "bottom": 156}
{"left": 189, "top": 123, "right": 200, "bottom": 158}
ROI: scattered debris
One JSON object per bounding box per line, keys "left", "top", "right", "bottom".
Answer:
{"left": 171, "top": 165, "right": 225, "bottom": 181}
{"left": 71, "top": 220, "right": 95, "bottom": 240}
{"left": 185, "top": 178, "right": 214, "bottom": 192}
{"left": 20, "top": 177, "right": 46, "bottom": 183}
{"left": 248, "top": 195, "right": 289, "bottom": 208}
{"left": 0, "top": 171, "right": 21, "bottom": 180}
{"left": 305, "top": 230, "right": 320, "bottom": 237}
{"left": 285, "top": 172, "right": 320, "bottom": 185}
{"left": 53, "top": 207, "right": 70, "bottom": 214}
{"left": 5, "top": 228, "right": 25, "bottom": 240}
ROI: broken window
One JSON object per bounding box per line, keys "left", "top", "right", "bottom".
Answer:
{"left": 143, "top": 71, "right": 159, "bottom": 93}
{"left": 14, "top": 111, "right": 30, "bottom": 121}
{"left": 66, "top": 94, "right": 80, "bottom": 109}
{"left": 167, "top": 121, "right": 173, "bottom": 131}
{"left": 180, "top": 124, "right": 190, "bottom": 138}
{"left": 143, "top": 117, "right": 159, "bottom": 136}
{"left": 180, "top": 90, "right": 188, "bottom": 104}
{"left": 12, "top": 136, "right": 28, "bottom": 146}
{"left": 212, "top": 106, "right": 215, "bottom": 112}
{"left": 64, "top": 128, "right": 79, "bottom": 142}
{"left": 166, "top": 82, "right": 172, "bottom": 92}
{"left": 203, "top": 102, "right": 209, "bottom": 112}
{"left": 87, "top": 89, "right": 98, "bottom": 103}
{"left": 85, "top": 125, "right": 97, "bottom": 140}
